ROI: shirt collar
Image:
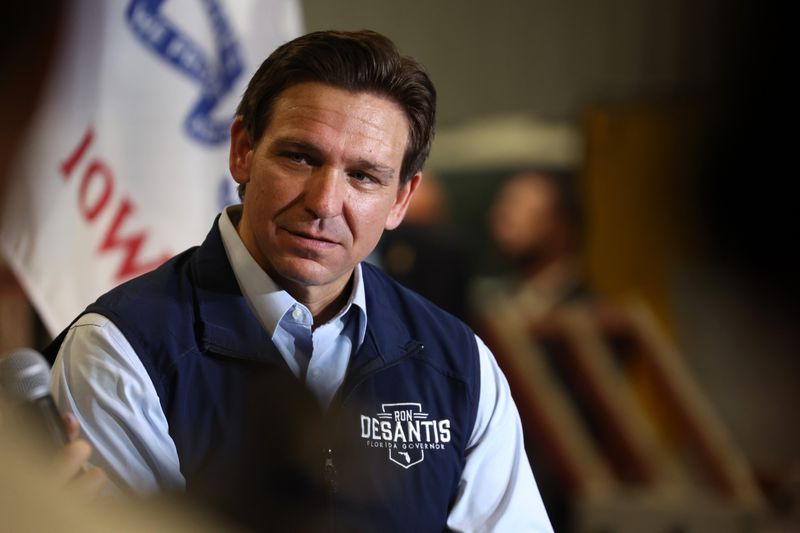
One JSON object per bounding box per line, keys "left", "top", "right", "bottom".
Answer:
{"left": 217, "top": 206, "right": 367, "bottom": 345}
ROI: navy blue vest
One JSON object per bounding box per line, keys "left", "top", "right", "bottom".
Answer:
{"left": 47, "top": 218, "right": 480, "bottom": 532}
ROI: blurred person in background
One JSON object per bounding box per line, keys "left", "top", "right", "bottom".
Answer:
{"left": 473, "top": 168, "right": 590, "bottom": 530}
{"left": 0, "top": 406, "right": 107, "bottom": 503}
{"left": 478, "top": 168, "right": 590, "bottom": 319}
{"left": 1, "top": 0, "right": 107, "bottom": 507}
{"left": 0, "top": 404, "right": 234, "bottom": 532}
{"left": 1, "top": 5, "right": 190, "bottom": 530}
{"left": 375, "top": 172, "right": 472, "bottom": 321}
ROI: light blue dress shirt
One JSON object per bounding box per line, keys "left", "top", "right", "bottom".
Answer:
{"left": 51, "top": 207, "right": 553, "bottom": 532}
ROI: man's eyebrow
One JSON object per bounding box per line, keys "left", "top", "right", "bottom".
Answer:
{"left": 270, "top": 137, "right": 322, "bottom": 156}
{"left": 352, "top": 158, "right": 396, "bottom": 178}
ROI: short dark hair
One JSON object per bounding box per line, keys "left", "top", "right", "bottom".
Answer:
{"left": 235, "top": 30, "right": 436, "bottom": 198}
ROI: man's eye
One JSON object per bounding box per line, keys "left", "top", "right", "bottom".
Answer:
{"left": 285, "top": 152, "right": 308, "bottom": 165}
{"left": 350, "top": 171, "right": 372, "bottom": 182}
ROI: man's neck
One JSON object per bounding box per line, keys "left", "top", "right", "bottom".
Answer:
{"left": 520, "top": 254, "right": 580, "bottom": 297}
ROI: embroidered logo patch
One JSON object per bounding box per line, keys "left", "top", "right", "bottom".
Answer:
{"left": 360, "top": 402, "right": 451, "bottom": 468}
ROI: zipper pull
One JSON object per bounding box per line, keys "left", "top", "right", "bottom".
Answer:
{"left": 324, "top": 447, "right": 338, "bottom": 495}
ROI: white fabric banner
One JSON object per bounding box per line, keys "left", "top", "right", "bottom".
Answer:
{"left": 0, "top": 0, "right": 302, "bottom": 336}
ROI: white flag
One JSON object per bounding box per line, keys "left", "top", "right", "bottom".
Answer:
{"left": 0, "top": 0, "right": 303, "bottom": 336}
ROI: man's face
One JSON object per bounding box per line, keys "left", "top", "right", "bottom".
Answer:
{"left": 230, "top": 82, "right": 419, "bottom": 297}
{"left": 489, "top": 174, "right": 559, "bottom": 260}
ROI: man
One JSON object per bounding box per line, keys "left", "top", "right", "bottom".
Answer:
{"left": 477, "top": 169, "right": 591, "bottom": 530}
{"left": 48, "top": 30, "right": 552, "bottom": 531}
{"left": 485, "top": 170, "right": 590, "bottom": 318}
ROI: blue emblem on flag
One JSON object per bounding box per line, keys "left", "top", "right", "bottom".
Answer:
{"left": 125, "top": 0, "right": 243, "bottom": 145}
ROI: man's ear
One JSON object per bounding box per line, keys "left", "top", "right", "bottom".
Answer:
{"left": 385, "top": 172, "right": 422, "bottom": 230}
{"left": 229, "top": 117, "right": 253, "bottom": 185}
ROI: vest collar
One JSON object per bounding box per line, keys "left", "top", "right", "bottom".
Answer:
{"left": 189, "top": 217, "right": 421, "bottom": 366}
{"left": 190, "top": 215, "right": 276, "bottom": 361}
{"left": 360, "top": 262, "right": 421, "bottom": 363}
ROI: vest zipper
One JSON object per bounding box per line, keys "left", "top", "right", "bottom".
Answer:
{"left": 323, "top": 340, "right": 424, "bottom": 530}
{"left": 324, "top": 447, "right": 338, "bottom": 494}
{"left": 324, "top": 447, "right": 338, "bottom": 530}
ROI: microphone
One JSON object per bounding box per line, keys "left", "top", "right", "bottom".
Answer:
{"left": 0, "top": 348, "right": 69, "bottom": 450}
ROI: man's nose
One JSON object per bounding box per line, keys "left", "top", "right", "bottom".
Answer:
{"left": 304, "top": 167, "right": 344, "bottom": 219}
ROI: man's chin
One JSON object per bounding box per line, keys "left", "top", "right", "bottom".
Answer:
{"left": 271, "top": 259, "right": 353, "bottom": 292}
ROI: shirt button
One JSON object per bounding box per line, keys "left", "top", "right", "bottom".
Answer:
{"left": 292, "top": 307, "right": 303, "bottom": 320}
{"left": 310, "top": 368, "right": 320, "bottom": 378}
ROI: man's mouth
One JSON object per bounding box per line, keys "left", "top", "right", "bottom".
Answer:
{"left": 282, "top": 227, "right": 339, "bottom": 247}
